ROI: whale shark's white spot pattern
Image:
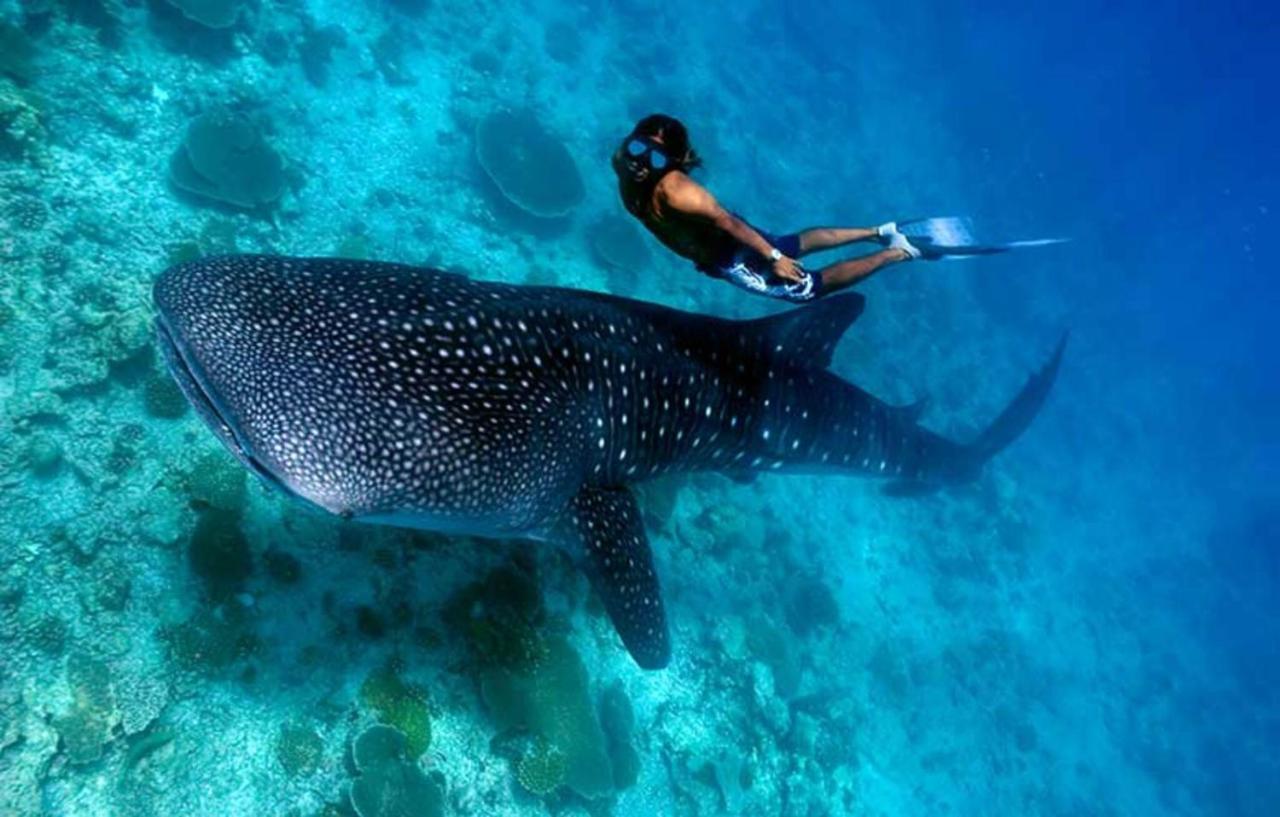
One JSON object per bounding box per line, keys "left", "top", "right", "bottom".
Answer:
{"left": 153, "top": 255, "right": 1062, "bottom": 668}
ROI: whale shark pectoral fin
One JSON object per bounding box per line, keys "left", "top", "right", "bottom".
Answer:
{"left": 746, "top": 292, "right": 866, "bottom": 370}
{"left": 560, "top": 485, "right": 671, "bottom": 670}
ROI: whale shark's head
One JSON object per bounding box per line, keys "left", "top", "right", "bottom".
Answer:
{"left": 155, "top": 257, "right": 329, "bottom": 506}
{"left": 153, "top": 255, "right": 578, "bottom": 533}
{"left": 154, "top": 256, "right": 423, "bottom": 517}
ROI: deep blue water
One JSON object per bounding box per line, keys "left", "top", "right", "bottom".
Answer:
{"left": 0, "top": 1, "right": 1275, "bottom": 815}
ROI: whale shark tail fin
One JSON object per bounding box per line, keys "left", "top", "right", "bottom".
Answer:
{"left": 884, "top": 332, "right": 1067, "bottom": 495}
{"left": 968, "top": 331, "right": 1068, "bottom": 464}
{"left": 746, "top": 292, "right": 866, "bottom": 370}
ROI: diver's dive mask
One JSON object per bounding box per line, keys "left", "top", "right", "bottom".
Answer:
{"left": 623, "top": 136, "right": 671, "bottom": 175}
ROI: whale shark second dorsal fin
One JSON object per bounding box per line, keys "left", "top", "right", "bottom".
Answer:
{"left": 744, "top": 292, "right": 866, "bottom": 371}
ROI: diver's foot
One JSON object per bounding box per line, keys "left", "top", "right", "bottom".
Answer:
{"left": 875, "top": 221, "right": 899, "bottom": 242}
{"left": 885, "top": 230, "right": 922, "bottom": 261}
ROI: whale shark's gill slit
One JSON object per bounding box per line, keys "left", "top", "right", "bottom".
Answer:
{"left": 155, "top": 317, "right": 293, "bottom": 499}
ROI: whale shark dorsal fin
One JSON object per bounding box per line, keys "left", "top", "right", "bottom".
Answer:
{"left": 746, "top": 293, "right": 866, "bottom": 370}
{"left": 556, "top": 485, "right": 670, "bottom": 670}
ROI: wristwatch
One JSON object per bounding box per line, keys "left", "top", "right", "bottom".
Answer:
{"left": 768, "top": 248, "right": 782, "bottom": 261}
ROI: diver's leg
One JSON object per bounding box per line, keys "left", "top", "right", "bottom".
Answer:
{"left": 816, "top": 248, "right": 912, "bottom": 294}
{"left": 796, "top": 227, "right": 879, "bottom": 257}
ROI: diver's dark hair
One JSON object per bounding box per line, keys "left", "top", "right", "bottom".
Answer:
{"left": 630, "top": 113, "right": 702, "bottom": 171}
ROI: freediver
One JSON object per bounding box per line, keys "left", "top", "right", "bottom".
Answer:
{"left": 611, "top": 114, "right": 925, "bottom": 304}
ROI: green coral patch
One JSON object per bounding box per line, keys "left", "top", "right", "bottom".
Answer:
{"left": 444, "top": 563, "right": 547, "bottom": 672}
{"left": 0, "top": 78, "right": 43, "bottom": 160}
{"left": 183, "top": 449, "right": 247, "bottom": 512}
{"left": 276, "top": 722, "right": 324, "bottom": 777}
{"left": 359, "top": 663, "right": 432, "bottom": 758}
{"left": 0, "top": 22, "right": 36, "bottom": 83}
{"left": 143, "top": 370, "right": 189, "bottom": 419}
{"left": 54, "top": 653, "right": 117, "bottom": 765}
{"left": 481, "top": 636, "right": 615, "bottom": 799}
{"left": 516, "top": 739, "right": 567, "bottom": 796}
{"left": 348, "top": 725, "right": 444, "bottom": 817}
{"left": 188, "top": 508, "right": 253, "bottom": 600}
{"left": 161, "top": 604, "right": 257, "bottom": 671}
{"left": 599, "top": 680, "right": 640, "bottom": 790}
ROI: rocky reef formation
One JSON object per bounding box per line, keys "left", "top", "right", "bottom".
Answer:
{"left": 474, "top": 109, "right": 584, "bottom": 219}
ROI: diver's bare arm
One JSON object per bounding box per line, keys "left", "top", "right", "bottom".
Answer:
{"left": 716, "top": 212, "right": 781, "bottom": 259}
{"left": 661, "top": 176, "right": 777, "bottom": 259}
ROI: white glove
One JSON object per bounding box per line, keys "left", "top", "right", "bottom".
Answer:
{"left": 875, "top": 221, "right": 898, "bottom": 241}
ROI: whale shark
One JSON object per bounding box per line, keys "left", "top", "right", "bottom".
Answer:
{"left": 153, "top": 255, "right": 1065, "bottom": 669}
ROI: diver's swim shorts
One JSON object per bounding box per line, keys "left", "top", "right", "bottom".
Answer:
{"left": 700, "top": 230, "right": 823, "bottom": 303}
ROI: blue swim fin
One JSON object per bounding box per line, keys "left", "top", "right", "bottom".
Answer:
{"left": 897, "top": 217, "right": 1069, "bottom": 260}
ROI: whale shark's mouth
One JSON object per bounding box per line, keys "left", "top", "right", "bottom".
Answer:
{"left": 154, "top": 316, "right": 291, "bottom": 497}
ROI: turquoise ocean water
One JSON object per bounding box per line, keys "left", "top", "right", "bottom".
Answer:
{"left": 1, "top": 1, "right": 1275, "bottom": 816}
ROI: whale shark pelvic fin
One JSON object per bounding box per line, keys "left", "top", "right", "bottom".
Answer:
{"left": 555, "top": 485, "right": 671, "bottom": 670}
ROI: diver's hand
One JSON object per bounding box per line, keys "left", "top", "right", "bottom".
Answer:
{"left": 772, "top": 256, "right": 805, "bottom": 283}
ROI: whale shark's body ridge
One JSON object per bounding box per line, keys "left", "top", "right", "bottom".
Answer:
{"left": 154, "top": 255, "right": 1064, "bottom": 668}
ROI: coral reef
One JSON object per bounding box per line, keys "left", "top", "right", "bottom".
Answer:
{"left": 348, "top": 725, "right": 444, "bottom": 817}
{"left": 45, "top": 0, "right": 127, "bottom": 40}
{"left": 6, "top": 195, "right": 48, "bottom": 231}
{"left": 444, "top": 562, "right": 547, "bottom": 672}
{"left": 783, "top": 572, "right": 840, "bottom": 638}
{"left": 181, "top": 449, "right": 247, "bottom": 512}
{"left": 589, "top": 213, "right": 653, "bottom": 296}
{"left": 515, "top": 738, "right": 566, "bottom": 796}
{"left": 598, "top": 681, "right": 640, "bottom": 790}
{"left": 0, "top": 22, "right": 36, "bottom": 84}
{"left": 142, "top": 369, "right": 190, "bottom": 419}
{"left": 162, "top": 0, "right": 243, "bottom": 29}
{"left": 24, "top": 433, "right": 63, "bottom": 478}
{"left": 0, "top": 78, "right": 42, "bottom": 160}
{"left": 188, "top": 508, "right": 253, "bottom": 600}
{"left": 474, "top": 109, "right": 585, "bottom": 219}
{"left": 169, "top": 111, "right": 286, "bottom": 210}
{"left": 161, "top": 603, "right": 257, "bottom": 671}
{"left": 370, "top": 28, "right": 418, "bottom": 86}
{"left": 543, "top": 20, "right": 581, "bottom": 65}
{"left": 481, "top": 636, "right": 615, "bottom": 799}
{"left": 262, "top": 549, "right": 303, "bottom": 584}
{"left": 53, "top": 652, "right": 117, "bottom": 765}
{"left": 588, "top": 214, "right": 651, "bottom": 273}
{"left": 123, "top": 724, "right": 176, "bottom": 771}
{"left": 299, "top": 20, "right": 346, "bottom": 87}
{"left": 276, "top": 721, "right": 324, "bottom": 777}
{"left": 359, "top": 662, "right": 433, "bottom": 759}
{"left": 385, "top": 0, "right": 430, "bottom": 17}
